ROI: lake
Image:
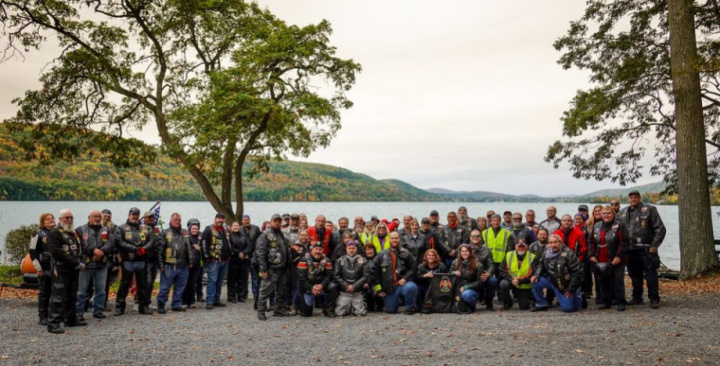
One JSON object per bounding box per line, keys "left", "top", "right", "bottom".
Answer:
{"left": 1, "top": 201, "right": 718, "bottom": 270}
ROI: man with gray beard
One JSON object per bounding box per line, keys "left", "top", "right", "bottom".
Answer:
{"left": 47, "top": 209, "right": 86, "bottom": 334}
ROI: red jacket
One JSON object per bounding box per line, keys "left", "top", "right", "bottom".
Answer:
{"left": 553, "top": 228, "right": 588, "bottom": 262}
{"left": 308, "top": 226, "right": 333, "bottom": 256}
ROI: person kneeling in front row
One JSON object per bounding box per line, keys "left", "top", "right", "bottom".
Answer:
{"left": 335, "top": 241, "right": 370, "bottom": 316}
{"left": 297, "top": 242, "right": 338, "bottom": 317}
{"left": 371, "top": 232, "right": 418, "bottom": 315}
{"left": 530, "top": 234, "right": 583, "bottom": 313}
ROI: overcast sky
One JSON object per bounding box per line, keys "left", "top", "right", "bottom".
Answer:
{"left": 0, "top": 1, "right": 663, "bottom": 196}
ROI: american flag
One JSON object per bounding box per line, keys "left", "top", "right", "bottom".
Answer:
{"left": 141, "top": 201, "right": 161, "bottom": 225}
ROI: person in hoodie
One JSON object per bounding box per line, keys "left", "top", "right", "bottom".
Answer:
{"left": 156, "top": 213, "right": 194, "bottom": 313}
{"left": 509, "top": 212, "right": 537, "bottom": 246}
{"left": 202, "top": 213, "right": 232, "bottom": 309}
{"left": 451, "top": 244, "right": 485, "bottom": 313}
{"left": 334, "top": 240, "right": 369, "bottom": 316}
{"left": 553, "top": 214, "right": 589, "bottom": 308}
{"left": 182, "top": 219, "right": 203, "bottom": 309}
{"left": 75, "top": 210, "right": 114, "bottom": 320}
{"left": 227, "top": 222, "right": 250, "bottom": 303}
{"left": 530, "top": 234, "right": 583, "bottom": 313}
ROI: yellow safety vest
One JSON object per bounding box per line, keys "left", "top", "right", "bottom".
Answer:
{"left": 506, "top": 251, "right": 535, "bottom": 290}
{"left": 483, "top": 228, "right": 511, "bottom": 263}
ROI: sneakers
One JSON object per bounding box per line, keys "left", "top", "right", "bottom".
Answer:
{"left": 650, "top": 299, "right": 660, "bottom": 309}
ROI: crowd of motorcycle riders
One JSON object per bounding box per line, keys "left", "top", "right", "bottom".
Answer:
{"left": 28, "top": 190, "right": 665, "bottom": 333}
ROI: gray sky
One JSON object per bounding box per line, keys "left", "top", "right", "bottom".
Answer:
{"left": 0, "top": 1, "right": 663, "bottom": 196}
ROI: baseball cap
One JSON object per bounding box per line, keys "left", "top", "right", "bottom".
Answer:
{"left": 129, "top": 207, "right": 140, "bottom": 215}
{"left": 628, "top": 190, "right": 641, "bottom": 197}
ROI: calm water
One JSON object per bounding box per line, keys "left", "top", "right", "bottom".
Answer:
{"left": 1, "top": 201, "right": 718, "bottom": 270}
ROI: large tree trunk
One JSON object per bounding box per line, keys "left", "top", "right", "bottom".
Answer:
{"left": 667, "top": 0, "right": 719, "bottom": 278}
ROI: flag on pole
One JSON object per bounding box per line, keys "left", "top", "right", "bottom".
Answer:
{"left": 140, "top": 201, "right": 162, "bottom": 225}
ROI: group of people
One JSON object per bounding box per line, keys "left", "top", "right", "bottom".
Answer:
{"left": 28, "top": 190, "right": 666, "bottom": 333}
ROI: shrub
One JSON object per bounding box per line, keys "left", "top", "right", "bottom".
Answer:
{"left": 4, "top": 224, "right": 39, "bottom": 265}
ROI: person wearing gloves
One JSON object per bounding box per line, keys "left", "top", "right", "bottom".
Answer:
{"left": 114, "top": 207, "right": 157, "bottom": 316}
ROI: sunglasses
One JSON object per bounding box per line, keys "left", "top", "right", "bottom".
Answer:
{"left": 470, "top": 235, "right": 481, "bottom": 238}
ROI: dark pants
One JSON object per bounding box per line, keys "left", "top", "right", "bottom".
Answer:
{"left": 116, "top": 261, "right": 149, "bottom": 311}
{"left": 582, "top": 257, "right": 594, "bottom": 299}
{"left": 37, "top": 271, "right": 52, "bottom": 320}
{"left": 144, "top": 260, "right": 159, "bottom": 305}
{"left": 257, "top": 269, "right": 287, "bottom": 312}
{"left": 48, "top": 269, "right": 79, "bottom": 329}
{"left": 627, "top": 249, "right": 659, "bottom": 301}
{"left": 498, "top": 279, "right": 531, "bottom": 310}
{"left": 363, "top": 289, "right": 384, "bottom": 312}
{"left": 299, "top": 283, "right": 338, "bottom": 316}
{"left": 597, "top": 263, "right": 627, "bottom": 305}
{"left": 227, "top": 260, "right": 250, "bottom": 301}
{"left": 195, "top": 264, "right": 204, "bottom": 300}
{"left": 183, "top": 265, "right": 202, "bottom": 306}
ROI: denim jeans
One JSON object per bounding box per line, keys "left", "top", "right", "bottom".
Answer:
{"left": 76, "top": 267, "right": 108, "bottom": 315}
{"left": 157, "top": 265, "right": 190, "bottom": 309}
{"left": 205, "top": 261, "right": 228, "bottom": 305}
{"left": 532, "top": 276, "right": 582, "bottom": 313}
{"left": 459, "top": 289, "right": 479, "bottom": 311}
{"left": 383, "top": 281, "right": 418, "bottom": 314}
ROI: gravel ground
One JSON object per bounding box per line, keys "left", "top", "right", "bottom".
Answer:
{"left": 1, "top": 291, "right": 720, "bottom": 366}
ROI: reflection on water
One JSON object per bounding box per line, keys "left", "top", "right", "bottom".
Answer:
{"left": 1, "top": 201, "right": 718, "bottom": 270}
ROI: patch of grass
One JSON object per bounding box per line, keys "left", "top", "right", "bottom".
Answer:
{"left": 0, "top": 265, "right": 23, "bottom": 285}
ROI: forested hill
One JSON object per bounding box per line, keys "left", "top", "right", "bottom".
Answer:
{"left": 0, "top": 124, "right": 445, "bottom": 202}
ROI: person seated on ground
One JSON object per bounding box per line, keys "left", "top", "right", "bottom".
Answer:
{"left": 467, "top": 229, "right": 495, "bottom": 310}
{"left": 415, "top": 249, "right": 447, "bottom": 311}
{"left": 498, "top": 239, "right": 535, "bottom": 310}
{"left": 297, "top": 242, "right": 338, "bottom": 317}
{"left": 334, "top": 241, "right": 370, "bottom": 316}
{"left": 530, "top": 234, "right": 583, "bottom": 313}
{"left": 362, "top": 244, "right": 384, "bottom": 312}
{"left": 589, "top": 205, "right": 629, "bottom": 312}
{"left": 371, "top": 232, "right": 418, "bottom": 315}
{"left": 451, "top": 244, "right": 485, "bottom": 313}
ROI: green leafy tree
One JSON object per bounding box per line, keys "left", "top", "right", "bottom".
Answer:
{"left": 4, "top": 224, "right": 37, "bottom": 265}
{"left": 0, "top": 0, "right": 360, "bottom": 221}
{"left": 549, "top": 0, "right": 719, "bottom": 277}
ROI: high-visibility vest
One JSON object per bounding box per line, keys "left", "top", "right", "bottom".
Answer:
{"left": 506, "top": 251, "right": 535, "bottom": 290}
{"left": 483, "top": 228, "right": 511, "bottom": 263}
{"left": 360, "top": 233, "right": 391, "bottom": 253}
